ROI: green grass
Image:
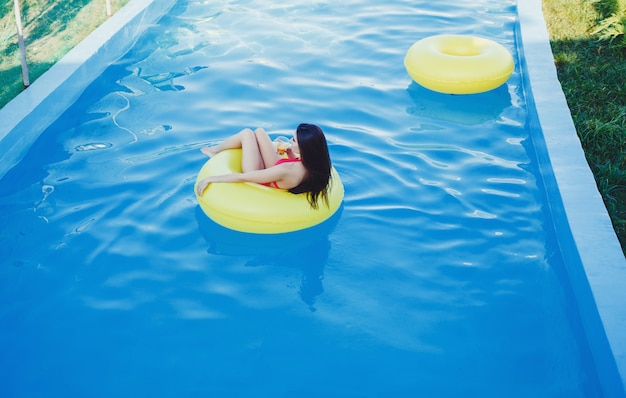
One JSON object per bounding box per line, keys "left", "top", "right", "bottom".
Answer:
{"left": 543, "top": 0, "right": 626, "bottom": 253}
{"left": 0, "top": 0, "right": 129, "bottom": 108}
{"left": 1, "top": 0, "right": 625, "bottom": 254}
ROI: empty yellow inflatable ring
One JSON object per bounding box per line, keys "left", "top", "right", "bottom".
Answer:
{"left": 195, "top": 149, "right": 344, "bottom": 234}
{"left": 404, "top": 35, "right": 514, "bottom": 94}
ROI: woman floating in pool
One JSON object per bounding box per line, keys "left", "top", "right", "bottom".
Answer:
{"left": 195, "top": 123, "right": 332, "bottom": 209}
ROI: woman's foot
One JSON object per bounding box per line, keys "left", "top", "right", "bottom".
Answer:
{"left": 201, "top": 146, "right": 218, "bottom": 158}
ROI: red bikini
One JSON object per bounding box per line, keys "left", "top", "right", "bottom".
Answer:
{"left": 261, "top": 158, "right": 301, "bottom": 189}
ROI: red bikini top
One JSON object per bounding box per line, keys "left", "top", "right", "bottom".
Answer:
{"left": 262, "top": 158, "right": 301, "bottom": 188}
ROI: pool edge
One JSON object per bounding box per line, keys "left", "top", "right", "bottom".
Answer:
{"left": 0, "top": 0, "right": 177, "bottom": 181}
{"left": 517, "top": 0, "right": 626, "bottom": 395}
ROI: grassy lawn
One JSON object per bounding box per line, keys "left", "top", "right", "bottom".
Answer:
{"left": 543, "top": 0, "right": 626, "bottom": 253}
{"left": 0, "top": 0, "right": 129, "bottom": 108}
{"left": 1, "top": 0, "right": 625, "bottom": 254}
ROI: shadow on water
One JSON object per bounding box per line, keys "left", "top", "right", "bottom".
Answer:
{"left": 194, "top": 205, "right": 343, "bottom": 310}
{"left": 405, "top": 82, "right": 512, "bottom": 125}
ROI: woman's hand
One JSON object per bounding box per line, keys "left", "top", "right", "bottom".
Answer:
{"left": 285, "top": 147, "right": 297, "bottom": 159}
{"left": 196, "top": 177, "right": 211, "bottom": 196}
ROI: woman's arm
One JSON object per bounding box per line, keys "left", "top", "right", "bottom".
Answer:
{"left": 196, "top": 165, "right": 289, "bottom": 196}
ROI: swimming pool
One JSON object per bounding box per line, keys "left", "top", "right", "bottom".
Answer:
{"left": 1, "top": 0, "right": 625, "bottom": 396}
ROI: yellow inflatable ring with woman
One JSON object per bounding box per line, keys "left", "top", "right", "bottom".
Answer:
{"left": 404, "top": 35, "right": 514, "bottom": 94}
{"left": 195, "top": 149, "right": 344, "bottom": 234}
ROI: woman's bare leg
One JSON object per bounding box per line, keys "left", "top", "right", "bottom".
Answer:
{"left": 201, "top": 128, "right": 248, "bottom": 157}
{"left": 200, "top": 128, "right": 265, "bottom": 171}
{"left": 240, "top": 129, "right": 265, "bottom": 172}
{"left": 200, "top": 127, "right": 285, "bottom": 172}
{"left": 254, "top": 128, "right": 281, "bottom": 167}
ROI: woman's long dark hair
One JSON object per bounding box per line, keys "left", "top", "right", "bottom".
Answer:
{"left": 289, "top": 123, "right": 332, "bottom": 209}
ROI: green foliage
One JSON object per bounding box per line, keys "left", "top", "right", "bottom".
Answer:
{"left": 588, "top": 0, "right": 624, "bottom": 16}
{"left": 591, "top": 14, "right": 626, "bottom": 44}
{"left": 587, "top": 0, "right": 626, "bottom": 46}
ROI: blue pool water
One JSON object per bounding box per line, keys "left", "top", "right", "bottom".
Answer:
{"left": 1, "top": 0, "right": 624, "bottom": 396}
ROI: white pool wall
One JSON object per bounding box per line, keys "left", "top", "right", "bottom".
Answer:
{"left": 517, "top": 0, "right": 626, "bottom": 395}
{"left": 0, "top": 0, "right": 624, "bottom": 394}
{"left": 0, "top": 0, "right": 177, "bottom": 180}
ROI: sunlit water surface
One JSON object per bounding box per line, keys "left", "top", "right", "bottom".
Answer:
{"left": 0, "top": 0, "right": 603, "bottom": 396}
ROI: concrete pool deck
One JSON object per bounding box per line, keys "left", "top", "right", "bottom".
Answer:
{"left": 0, "top": 0, "right": 624, "bottom": 394}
